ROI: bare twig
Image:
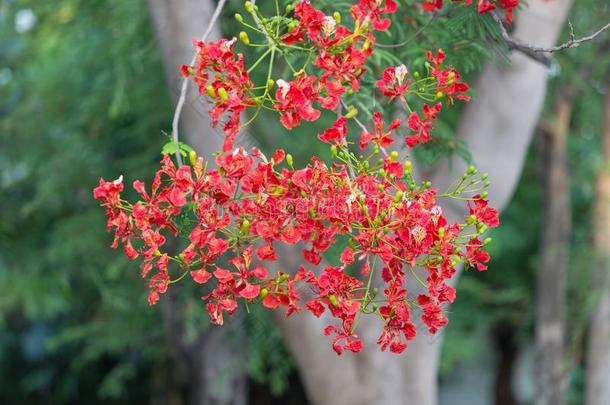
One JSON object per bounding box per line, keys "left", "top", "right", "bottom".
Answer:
{"left": 492, "top": 11, "right": 610, "bottom": 68}
{"left": 171, "top": 0, "right": 228, "bottom": 166}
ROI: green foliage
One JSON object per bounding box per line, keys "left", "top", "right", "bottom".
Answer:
{"left": 0, "top": 0, "right": 171, "bottom": 402}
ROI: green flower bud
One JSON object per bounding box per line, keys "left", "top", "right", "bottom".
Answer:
{"left": 438, "top": 227, "right": 445, "bottom": 238}
{"left": 286, "top": 153, "right": 293, "bottom": 167}
{"left": 481, "top": 172, "right": 489, "bottom": 180}
{"left": 483, "top": 237, "right": 492, "bottom": 246}
{"left": 333, "top": 11, "right": 341, "bottom": 23}
{"left": 390, "top": 150, "right": 399, "bottom": 162}
{"left": 260, "top": 288, "right": 269, "bottom": 299}
{"left": 480, "top": 191, "right": 488, "bottom": 199}
{"left": 424, "top": 180, "right": 431, "bottom": 189}
{"left": 288, "top": 20, "right": 298, "bottom": 32}
{"left": 239, "top": 31, "right": 250, "bottom": 45}
{"left": 345, "top": 106, "right": 358, "bottom": 119}
{"left": 394, "top": 190, "right": 403, "bottom": 203}
{"left": 404, "top": 160, "right": 412, "bottom": 176}
{"left": 378, "top": 168, "right": 386, "bottom": 177}
{"left": 330, "top": 145, "right": 338, "bottom": 157}
{"left": 218, "top": 87, "right": 228, "bottom": 101}
{"left": 285, "top": 3, "right": 294, "bottom": 13}
{"left": 245, "top": 1, "right": 253, "bottom": 13}
{"left": 413, "top": 71, "right": 420, "bottom": 79}
{"left": 467, "top": 165, "right": 477, "bottom": 175}
{"left": 206, "top": 85, "right": 216, "bottom": 98}
{"left": 329, "top": 295, "right": 339, "bottom": 307}
{"left": 235, "top": 13, "right": 243, "bottom": 23}
{"left": 240, "top": 218, "right": 251, "bottom": 233}
{"left": 189, "top": 150, "right": 197, "bottom": 166}
{"left": 435, "top": 91, "right": 444, "bottom": 100}
{"left": 468, "top": 214, "right": 477, "bottom": 224}
{"left": 266, "top": 79, "right": 275, "bottom": 90}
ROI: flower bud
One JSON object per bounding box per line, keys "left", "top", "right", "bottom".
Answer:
{"left": 483, "top": 237, "right": 492, "bottom": 246}
{"left": 286, "top": 153, "right": 293, "bottom": 167}
{"left": 240, "top": 218, "right": 251, "bottom": 234}
{"left": 245, "top": 1, "right": 253, "bottom": 13}
{"left": 239, "top": 31, "right": 250, "bottom": 45}
{"left": 330, "top": 145, "right": 338, "bottom": 157}
{"left": 260, "top": 288, "right": 269, "bottom": 299}
{"left": 189, "top": 150, "right": 197, "bottom": 166}
{"left": 404, "top": 160, "right": 412, "bottom": 176}
{"left": 285, "top": 3, "right": 294, "bottom": 13}
{"left": 333, "top": 11, "right": 341, "bottom": 24}
{"left": 218, "top": 87, "right": 228, "bottom": 101}
{"left": 394, "top": 190, "right": 403, "bottom": 203}
{"left": 345, "top": 106, "right": 358, "bottom": 119}
{"left": 206, "top": 85, "right": 216, "bottom": 98}
{"left": 279, "top": 274, "right": 289, "bottom": 283}
{"left": 467, "top": 165, "right": 477, "bottom": 175}
{"left": 378, "top": 168, "right": 386, "bottom": 177}
{"left": 266, "top": 79, "right": 275, "bottom": 90}
{"left": 481, "top": 172, "right": 489, "bottom": 180}
{"left": 413, "top": 71, "right": 420, "bottom": 79}
{"left": 477, "top": 223, "right": 488, "bottom": 234}
{"left": 154, "top": 250, "right": 162, "bottom": 257}
{"left": 390, "top": 150, "right": 399, "bottom": 162}
{"left": 435, "top": 91, "right": 444, "bottom": 100}
{"left": 484, "top": 180, "right": 491, "bottom": 188}
{"left": 372, "top": 287, "right": 379, "bottom": 296}
{"left": 468, "top": 214, "right": 477, "bottom": 224}
{"left": 438, "top": 227, "right": 445, "bottom": 238}
{"left": 480, "top": 191, "right": 488, "bottom": 199}
{"left": 235, "top": 13, "right": 243, "bottom": 23}
{"left": 424, "top": 180, "right": 431, "bottom": 189}
{"left": 373, "top": 145, "right": 380, "bottom": 155}
{"left": 288, "top": 20, "right": 298, "bottom": 32}
{"left": 329, "top": 295, "right": 339, "bottom": 307}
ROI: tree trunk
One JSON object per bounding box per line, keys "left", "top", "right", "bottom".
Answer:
{"left": 147, "top": 1, "right": 246, "bottom": 404}
{"left": 535, "top": 86, "right": 574, "bottom": 405}
{"left": 585, "top": 82, "right": 610, "bottom": 405}
{"left": 273, "top": 1, "right": 573, "bottom": 404}
{"left": 146, "top": 0, "right": 573, "bottom": 403}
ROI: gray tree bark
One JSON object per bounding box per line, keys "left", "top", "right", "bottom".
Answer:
{"left": 585, "top": 81, "right": 610, "bottom": 405}
{"left": 273, "top": 1, "right": 573, "bottom": 404}
{"left": 147, "top": 1, "right": 246, "bottom": 404}
{"left": 535, "top": 86, "right": 574, "bottom": 405}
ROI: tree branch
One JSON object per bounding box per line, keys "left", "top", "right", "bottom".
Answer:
{"left": 171, "top": 0, "right": 228, "bottom": 165}
{"left": 492, "top": 11, "right": 610, "bottom": 68}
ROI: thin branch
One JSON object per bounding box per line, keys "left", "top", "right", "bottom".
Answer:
{"left": 171, "top": 0, "right": 228, "bottom": 166}
{"left": 376, "top": 15, "right": 436, "bottom": 49}
{"left": 492, "top": 11, "right": 610, "bottom": 68}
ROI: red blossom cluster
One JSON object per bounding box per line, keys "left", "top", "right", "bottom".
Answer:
{"left": 422, "top": 0, "right": 519, "bottom": 23}
{"left": 95, "top": 0, "right": 501, "bottom": 355}
{"left": 95, "top": 143, "right": 498, "bottom": 354}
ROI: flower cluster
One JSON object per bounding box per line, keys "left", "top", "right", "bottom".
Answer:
{"left": 95, "top": 0, "right": 501, "bottom": 355}
{"left": 95, "top": 143, "right": 498, "bottom": 354}
{"left": 422, "top": 0, "right": 519, "bottom": 23}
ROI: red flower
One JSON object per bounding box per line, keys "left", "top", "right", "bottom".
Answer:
{"left": 274, "top": 74, "right": 321, "bottom": 129}
{"left": 465, "top": 238, "right": 491, "bottom": 271}
{"left": 468, "top": 195, "right": 500, "bottom": 228}
{"left": 360, "top": 112, "right": 400, "bottom": 149}
{"left": 405, "top": 103, "right": 442, "bottom": 147}
{"left": 351, "top": 0, "right": 398, "bottom": 31}
{"left": 375, "top": 65, "right": 410, "bottom": 101}
{"left": 318, "top": 117, "right": 348, "bottom": 145}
